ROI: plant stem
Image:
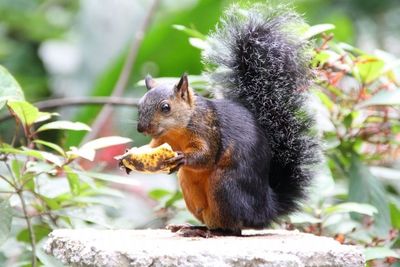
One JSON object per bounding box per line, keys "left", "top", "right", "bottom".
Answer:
{"left": 0, "top": 174, "right": 15, "bottom": 188}
{"left": 4, "top": 161, "right": 18, "bottom": 186}
{"left": 0, "top": 190, "right": 14, "bottom": 194}
{"left": 28, "top": 189, "right": 58, "bottom": 226}
{"left": 35, "top": 96, "right": 139, "bottom": 110}
{"left": 17, "top": 190, "right": 37, "bottom": 267}
{"left": 81, "top": 0, "right": 160, "bottom": 144}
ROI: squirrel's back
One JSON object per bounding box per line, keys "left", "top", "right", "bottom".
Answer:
{"left": 210, "top": 98, "right": 277, "bottom": 228}
{"left": 203, "top": 3, "right": 320, "bottom": 218}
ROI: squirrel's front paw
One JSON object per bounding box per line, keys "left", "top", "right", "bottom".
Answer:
{"left": 164, "top": 151, "right": 185, "bottom": 174}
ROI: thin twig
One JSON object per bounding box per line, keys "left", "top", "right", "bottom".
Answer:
{"left": 17, "top": 190, "right": 37, "bottom": 267}
{"left": 0, "top": 173, "right": 15, "bottom": 188}
{"left": 35, "top": 96, "right": 139, "bottom": 110}
{"left": 4, "top": 155, "right": 18, "bottom": 185}
{"left": 0, "top": 190, "right": 14, "bottom": 194}
{"left": 28, "top": 189, "right": 59, "bottom": 226}
{"left": 0, "top": 97, "right": 140, "bottom": 123}
{"left": 81, "top": 0, "right": 160, "bottom": 144}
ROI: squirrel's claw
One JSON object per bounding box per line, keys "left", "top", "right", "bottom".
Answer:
{"left": 164, "top": 152, "right": 185, "bottom": 174}
{"left": 164, "top": 151, "right": 185, "bottom": 164}
{"left": 119, "top": 160, "right": 132, "bottom": 174}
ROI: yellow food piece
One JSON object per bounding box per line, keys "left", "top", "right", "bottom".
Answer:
{"left": 115, "top": 143, "right": 178, "bottom": 174}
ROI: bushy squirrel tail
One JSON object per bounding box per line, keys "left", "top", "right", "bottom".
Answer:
{"left": 203, "top": 3, "right": 320, "bottom": 216}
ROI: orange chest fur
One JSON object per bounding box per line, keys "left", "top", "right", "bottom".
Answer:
{"left": 154, "top": 128, "right": 200, "bottom": 153}
{"left": 178, "top": 168, "right": 221, "bottom": 227}
{"left": 152, "top": 129, "right": 222, "bottom": 227}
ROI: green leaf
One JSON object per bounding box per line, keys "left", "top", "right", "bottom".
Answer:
{"left": 0, "top": 65, "right": 24, "bottom": 110}
{"left": 0, "top": 146, "right": 44, "bottom": 160}
{"left": 63, "top": 166, "right": 80, "bottom": 195}
{"left": 188, "top": 37, "right": 209, "bottom": 50}
{"left": 390, "top": 202, "right": 400, "bottom": 229}
{"left": 7, "top": 100, "right": 51, "bottom": 126}
{"left": 323, "top": 131, "right": 340, "bottom": 150}
{"left": 36, "top": 121, "right": 91, "bottom": 133}
{"left": 21, "top": 173, "right": 35, "bottom": 191}
{"left": 68, "top": 136, "right": 131, "bottom": 161}
{"left": 339, "top": 42, "right": 366, "bottom": 56}
{"left": 364, "top": 247, "right": 399, "bottom": 261}
{"left": 303, "top": 24, "right": 335, "bottom": 39}
{"left": 40, "top": 196, "right": 60, "bottom": 210}
{"left": 343, "top": 112, "right": 354, "bottom": 129}
{"left": 149, "top": 189, "right": 172, "bottom": 201}
{"left": 312, "top": 50, "right": 334, "bottom": 68}
{"left": 16, "top": 224, "right": 51, "bottom": 244}
{"left": 172, "top": 24, "right": 206, "bottom": 40}
{"left": 289, "top": 212, "right": 322, "bottom": 224}
{"left": 11, "top": 159, "right": 22, "bottom": 179}
{"left": 324, "top": 202, "right": 378, "bottom": 216}
{"left": 33, "top": 140, "right": 66, "bottom": 157}
{"left": 348, "top": 154, "right": 391, "bottom": 236}
{"left": 80, "top": 136, "right": 131, "bottom": 150}
{"left": 7, "top": 100, "right": 39, "bottom": 125}
{"left": 166, "top": 191, "right": 183, "bottom": 208}
{"left": 67, "top": 146, "right": 95, "bottom": 161}
{"left": 358, "top": 89, "right": 400, "bottom": 108}
{"left": 0, "top": 198, "right": 12, "bottom": 246}
{"left": 355, "top": 55, "right": 385, "bottom": 84}
{"left": 22, "top": 148, "right": 63, "bottom": 167}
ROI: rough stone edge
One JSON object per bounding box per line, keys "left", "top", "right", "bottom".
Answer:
{"left": 44, "top": 229, "right": 366, "bottom": 267}
{"left": 44, "top": 235, "right": 304, "bottom": 267}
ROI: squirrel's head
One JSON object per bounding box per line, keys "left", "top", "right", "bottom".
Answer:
{"left": 137, "top": 73, "right": 195, "bottom": 138}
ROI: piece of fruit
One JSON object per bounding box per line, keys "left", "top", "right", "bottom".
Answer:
{"left": 115, "top": 143, "right": 178, "bottom": 174}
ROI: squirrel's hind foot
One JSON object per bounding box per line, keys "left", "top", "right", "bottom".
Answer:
{"left": 166, "top": 224, "right": 241, "bottom": 238}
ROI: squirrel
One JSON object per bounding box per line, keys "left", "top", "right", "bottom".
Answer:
{"left": 136, "top": 3, "right": 319, "bottom": 236}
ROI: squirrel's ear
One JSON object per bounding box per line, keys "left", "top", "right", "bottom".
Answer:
{"left": 175, "top": 73, "right": 193, "bottom": 105}
{"left": 145, "top": 75, "right": 157, "bottom": 90}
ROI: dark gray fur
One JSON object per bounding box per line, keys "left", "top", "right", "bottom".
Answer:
{"left": 203, "top": 3, "right": 320, "bottom": 219}
{"left": 211, "top": 99, "right": 276, "bottom": 228}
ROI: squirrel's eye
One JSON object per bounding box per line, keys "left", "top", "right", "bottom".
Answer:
{"left": 161, "top": 102, "right": 171, "bottom": 113}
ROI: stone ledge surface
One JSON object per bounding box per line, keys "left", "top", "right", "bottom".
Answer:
{"left": 44, "top": 229, "right": 365, "bottom": 267}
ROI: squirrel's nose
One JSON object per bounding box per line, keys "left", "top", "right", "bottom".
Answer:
{"left": 137, "top": 123, "right": 149, "bottom": 134}
{"left": 137, "top": 123, "right": 145, "bottom": 133}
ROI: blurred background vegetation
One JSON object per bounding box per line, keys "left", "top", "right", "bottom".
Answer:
{"left": 1, "top": 0, "right": 400, "bottom": 266}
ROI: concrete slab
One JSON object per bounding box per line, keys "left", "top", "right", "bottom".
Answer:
{"left": 44, "top": 229, "right": 365, "bottom": 267}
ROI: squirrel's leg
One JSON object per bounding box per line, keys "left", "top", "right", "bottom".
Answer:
{"left": 164, "top": 139, "right": 212, "bottom": 173}
{"left": 185, "top": 149, "right": 212, "bottom": 167}
{"left": 178, "top": 139, "right": 214, "bottom": 168}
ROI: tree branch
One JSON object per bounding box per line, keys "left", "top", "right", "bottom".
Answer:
{"left": 0, "top": 190, "right": 14, "bottom": 194}
{"left": 0, "top": 96, "right": 140, "bottom": 123}
{"left": 81, "top": 0, "right": 160, "bottom": 144}
{"left": 0, "top": 174, "right": 15, "bottom": 188}
{"left": 35, "top": 96, "right": 139, "bottom": 110}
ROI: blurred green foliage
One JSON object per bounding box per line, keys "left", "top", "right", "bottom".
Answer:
{"left": 0, "top": 68, "right": 133, "bottom": 266}
{"left": 65, "top": 0, "right": 225, "bottom": 147}
{"left": 0, "top": 0, "right": 79, "bottom": 101}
